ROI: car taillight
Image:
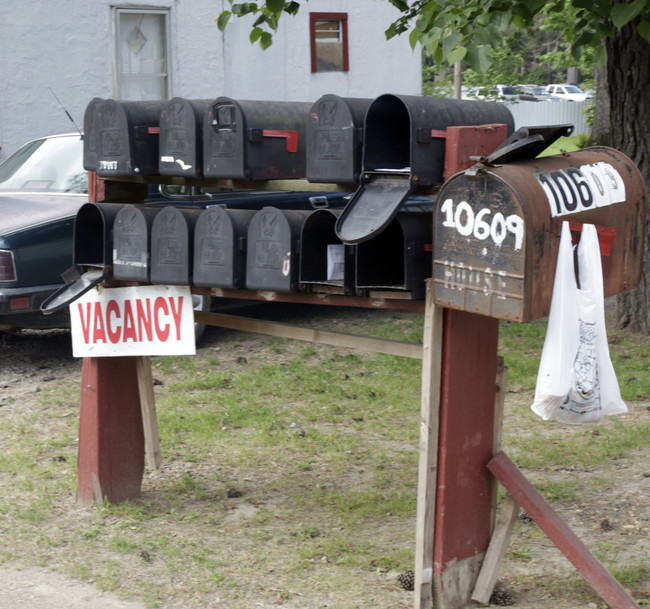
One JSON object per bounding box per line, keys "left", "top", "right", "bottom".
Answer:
{"left": 0, "top": 250, "right": 17, "bottom": 281}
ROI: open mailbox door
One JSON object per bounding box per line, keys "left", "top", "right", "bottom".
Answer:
{"left": 41, "top": 203, "right": 125, "bottom": 315}
{"left": 335, "top": 94, "right": 515, "bottom": 244}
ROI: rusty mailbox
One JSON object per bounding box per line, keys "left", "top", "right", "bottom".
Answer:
{"left": 159, "top": 98, "right": 212, "bottom": 178}
{"left": 433, "top": 146, "right": 647, "bottom": 322}
{"left": 112, "top": 204, "right": 162, "bottom": 282}
{"left": 356, "top": 211, "right": 433, "bottom": 300}
{"left": 306, "top": 94, "right": 372, "bottom": 184}
{"left": 150, "top": 206, "right": 202, "bottom": 285}
{"left": 246, "top": 207, "right": 312, "bottom": 293}
{"left": 335, "top": 94, "right": 515, "bottom": 244}
{"left": 203, "top": 98, "right": 311, "bottom": 180}
{"left": 84, "top": 99, "right": 167, "bottom": 177}
{"left": 193, "top": 207, "right": 257, "bottom": 288}
{"left": 299, "top": 208, "right": 355, "bottom": 295}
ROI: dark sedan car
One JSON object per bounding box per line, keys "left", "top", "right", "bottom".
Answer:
{"left": 0, "top": 133, "right": 349, "bottom": 331}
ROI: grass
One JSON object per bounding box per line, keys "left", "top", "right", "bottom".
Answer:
{"left": 539, "top": 134, "right": 590, "bottom": 156}
{"left": 0, "top": 305, "right": 648, "bottom": 608}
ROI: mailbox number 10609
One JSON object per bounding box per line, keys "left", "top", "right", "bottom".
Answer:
{"left": 440, "top": 199, "right": 524, "bottom": 250}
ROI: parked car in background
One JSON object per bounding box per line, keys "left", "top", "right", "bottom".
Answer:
{"left": 546, "top": 83, "right": 591, "bottom": 101}
{"left": 0, "top": 133, "right": 350, "bottom": 332}
{"left": 518, "top": 85, "right": 561, "bottom": 102}
{"left": 465, "top": 85, "right": 521, "bottom": 101}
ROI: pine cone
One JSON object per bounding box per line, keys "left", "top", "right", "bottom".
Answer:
{"left": 397, "top": 569, "right": 415, "bottom": 591}
{"left": 490, "top": 580, "right": 516, "bottom": 606}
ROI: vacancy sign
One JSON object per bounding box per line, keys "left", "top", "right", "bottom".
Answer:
{"left": 70, "top": 285, "right": 196, "bottom": 358}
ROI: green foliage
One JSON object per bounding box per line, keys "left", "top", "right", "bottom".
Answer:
{"left": 218, "top": 0, "right": 650, "bottom": 82}
{"left": 216, "top": 1, "right": 301, "bottom": 49}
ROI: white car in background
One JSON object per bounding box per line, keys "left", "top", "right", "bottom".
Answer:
{"left": 546, "top": 84, "right": 591, "bottom": 102}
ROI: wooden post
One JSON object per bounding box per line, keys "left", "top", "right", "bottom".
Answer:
{"left": 414, "top": 281, "right": 443, "bottom": 608}
{"left": 136, "top": 356, "right": 162, "bottom": 470}
{"left": 77, "top": 357, "right": 145, "bottom": 505}
{"left": 488, "top": 452, "right": 641, "bottom": 609}
{"left": 432, "top": 310, "right": 500, "bottom": 608}
{"left": 471, "top": 493, "right": 520, "bottom": 604}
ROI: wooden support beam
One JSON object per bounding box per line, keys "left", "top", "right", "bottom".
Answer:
{"left": 488, "top": 451, "right": 641, "bottom": 609}
{"left": 77, "top": 357, "right": 145, "bottom": 505}
{"left": 471, "top": 493, "right": 520, "bottom": 605}
{"left": 491, "top": 358, "right": 508, "bottom": 530}
{"left": 432, "top": 310, "right": 500, "bottom": 609}
{"left": 136, "top": 356, "right": 162, "bottom": 471}
{"left": 194, "top": 310, "right": 423, "bottom": 359}
{"left": 414, "top": 281, "right": 443, "bottom": 609}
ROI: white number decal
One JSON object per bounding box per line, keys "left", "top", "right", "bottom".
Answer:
{"left": 538, "top": 162, "right": 625, "bottom": 217}
{"left": 439, "top": 199, "right": 524, "bottom": 250}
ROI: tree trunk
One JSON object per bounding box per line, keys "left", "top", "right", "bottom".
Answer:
{"left": 607, "top": 19, "right": 650, "bottom": 334}
{"left": 591, "top": 65, "right": 611, "bottom": 147}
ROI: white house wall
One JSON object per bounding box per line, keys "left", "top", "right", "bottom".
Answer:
{"left": 0, "top": 0, "right": 421, "bottom": 162}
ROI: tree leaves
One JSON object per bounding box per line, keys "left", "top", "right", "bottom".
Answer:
{"left": 216, "top": 0, "right": 303, "bottom": 48}
{"left": 611, "top": 2, "right": 645, "bottom": 29}
{"left": 217, "top": 0, "right": 650, "bottom": 66}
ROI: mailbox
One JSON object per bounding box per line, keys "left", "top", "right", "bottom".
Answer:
{"left": 433, "top": 146, "right": 647, "bottom": 322}
{"left": 335, "top": 94, "right": 515, "bottom": 244}
{"left": 193, "top": 207, "right": 256, "bottom": 288}
{"left": 299, "top": 209, "right": 355, "bottom": 295}
{"left": 246, "top": 207, "right": 311, "bottom": 292}
{"left": 82, "top": 97, "right": 104, "bottom": 171}
{"left": 203, "top": 98, "right": 311, "bottom": 180}
{"left": 159, "top": 98, "right": 212, "bottom": 177}
{"left": 356, "top": 211, "right": 432, "bottom": 300}
{"left": 41, "top": 202, "right": 126, "bottom": 314}
{"left": 306, "top": 95, "right": 372, "bottom": 184}
{"left": 85, "top": 99, "right": 167, "bottom": 177}
{"left": 150, "top": 206, "right": 202, "bottom": 285}
{"left": 113, "top": 204, "right": 162, "bottom": 282}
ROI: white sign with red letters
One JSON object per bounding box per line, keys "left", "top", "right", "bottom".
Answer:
{"left": 70, "top": 285, "right": 196, "bottom": 357}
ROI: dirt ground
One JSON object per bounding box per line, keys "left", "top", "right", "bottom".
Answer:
{"left": 0, "top": 308, "right": 648, "bottom": 609}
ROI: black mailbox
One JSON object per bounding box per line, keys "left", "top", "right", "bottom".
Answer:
{"left": 159, "top": 98, "right": 212, "bottom": 177}
{"left": 74, "top": 202, "right": 126, "bottom": 269}
{"left": 203, "top": 98, "right": 311, "bottom": 180}
{"left": 300, "top": 209, "right": 355, "bottom": 294}
{"left": 356, "top": 211, "right": 432, "bottom": 300}
{"left": 246, "top": 207, "right": 311, "bottom": 292}
{"left": 150, "top": 206, "right": 202, "bottom": 285}
{"left": 299, "top": 209, "right": 355, "bottom": 295}
{"left": 433, "top": 146, "right": 647, "bottom": 322}
{"left": 306, "top": 94, "right": 372, "bottom": 184}
{"left": 41, "top": 202, "right": 126, "bottom": 314}
{"left": 113, "top": 204, "right": 162, "bottom": 282}
{"left": 85, "top": 99, "right": 167, "bottom": 177}
{"left": 82, "top": 97, "right": 104, "bottom": 171}
{"left": 193, "top": 207, "right": 256, "bottom": 288}
{"left": 335, "top": 94, "right": 515, "bottom": 244}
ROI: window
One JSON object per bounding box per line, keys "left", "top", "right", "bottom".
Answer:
{"left": 114, "top": 8, "right": 171, "bottom": 100}
{"left": 310, "top": 13, "right": 348, "bottom": 73}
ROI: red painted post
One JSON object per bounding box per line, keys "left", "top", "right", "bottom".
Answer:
{"left": 488, "top": 452, "right": 640, "bottom": 609}
{"left": 433, "top": 309, "right": 500, "bottom": 607}
{"left": 77, "top": 357, "right": 145, "bottom": 505}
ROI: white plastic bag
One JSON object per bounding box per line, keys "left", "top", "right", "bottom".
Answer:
{"left": 531, "top": 221, "right": 627, "bottom": 424}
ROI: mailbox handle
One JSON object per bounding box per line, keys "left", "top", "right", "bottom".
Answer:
{"left": 262, "top": 129, "right": 299, "bottom": 153}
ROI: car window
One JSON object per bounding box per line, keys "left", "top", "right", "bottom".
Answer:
{"left": 0, "top": 135, "right": 87, "bottom": 194}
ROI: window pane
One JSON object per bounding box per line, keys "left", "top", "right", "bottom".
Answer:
{"left": 118, "top": 11, "right": 168, "bottom": 100}
{"left": 314, "top": 20, "right": 344, "bottom": 72}
{"left": 315, "top": 20, "right": 341, "bottom": 40}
